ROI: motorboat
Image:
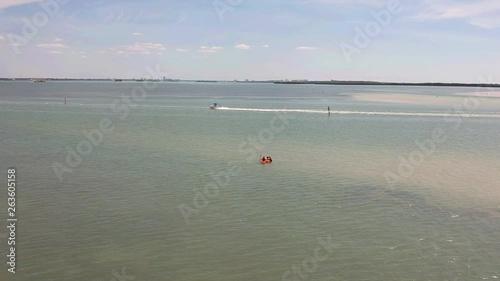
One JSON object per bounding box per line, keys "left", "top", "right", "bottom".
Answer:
{"left": 209, "top": 102, "right": 222, "bottom": 109}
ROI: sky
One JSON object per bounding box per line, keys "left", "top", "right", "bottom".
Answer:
{"left": 0, "top": 0, "right": 499, "bottom": 82}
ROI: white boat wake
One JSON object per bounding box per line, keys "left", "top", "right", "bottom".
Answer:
{"left": 217, "top": 107, "right": 500, "bottom": 118}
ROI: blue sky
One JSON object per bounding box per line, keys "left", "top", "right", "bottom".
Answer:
{"left": 0, "top": 0, "right": 499, "bottom": 82}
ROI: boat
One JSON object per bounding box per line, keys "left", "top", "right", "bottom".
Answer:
{"left": 209, "top": 102, "right": 222, "bottom": 109}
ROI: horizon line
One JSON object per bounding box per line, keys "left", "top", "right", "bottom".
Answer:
{"left": 1, "top": 77, "right": 499, "bottom": 88}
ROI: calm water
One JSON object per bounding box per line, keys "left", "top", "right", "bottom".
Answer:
{"left": 0, "top": 81, "right": 499, "bottom": 281}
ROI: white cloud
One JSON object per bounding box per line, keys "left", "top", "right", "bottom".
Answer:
{"left": 36, "top": 43, "right": 69, "bottom": 49}
{"left": 197, "top": 46, "right": 223, "bottom": 53}
{"left": 469, "top": 17, "right": 500, "bottom": 29}
{"left": 48, "top": 51, "right": 62, "bottom": 54}
{"left": 0, "top": 0, "right": 42, "bottom": 10}
{"left": 55, "top": 38, "right": 63, "bottom": 42}
{"left": 412, "top": 0, "right": 500, "bottom": 29}
{"left": 108, "top": 42, "right": 166, "bottom": 55}
{"left": 127, "top": 42, "right": 165, "bottom": 52}
{"left": 296, "top": 46, "right": 319, "bottom": 51}
{"left": 407, "top": 29, "right": 486, "bottom": 43}
{"left": 0, "top": 35, "right": 6, "bottom": 42}
{"left": 262, "top": 44, "right": 270, "bottom": 48}
{"left": 176, "top": 48, "right": 189, "bottom": 52}
{"left": 132, "top": 32, "right": 143, "bottom": 36}
{"left": 235, "top": 44, "right": 252, "bottom": 50}
{"left": 311, "top": 0, "right": 500, "bottom": 29}
{"left": 301, "top": 0, "right": 387, "bottom": 8}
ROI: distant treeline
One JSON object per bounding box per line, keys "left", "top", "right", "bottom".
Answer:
{"left": 0, "top": 78, "right": 111, "bottom": 81}
{"left": 0, "top": 78, "right": 179, "bottom": 82}
{"left": 274, "top": 80, "right": 500, "bottom": 88}
{"left": 0, "top": 78, "right": 217, "bottom": 82}
{"left": 1, "top": 78, "right": 499, "bottom": 88}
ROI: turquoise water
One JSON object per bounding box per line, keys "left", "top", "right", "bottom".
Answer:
{"left": 0, "top": 81, "right": 499, "bottom": 281}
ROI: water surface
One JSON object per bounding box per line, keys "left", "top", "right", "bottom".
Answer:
{"left": 0, "top": 81, "right": 499, "bottom": 281}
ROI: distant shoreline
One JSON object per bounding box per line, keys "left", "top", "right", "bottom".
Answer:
{"left": 0, "top": 78, "right": 499, "bottom": 88}
{"left": 273, "top": 81, "right": 500, "bottom": 88}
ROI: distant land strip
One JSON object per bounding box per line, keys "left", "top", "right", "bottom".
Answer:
{"left": 274, "top": 80, "right": 500, "bottom": 88}
{"left": 0, "top": 78, "right": 499, "bottom": 88}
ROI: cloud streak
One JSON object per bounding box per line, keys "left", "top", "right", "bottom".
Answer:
{"left": 36, "top": 43, "right": 69, "bottom": 49}
{"left": 110, "top": 42, "right": 167, "bottom": 55}
{"left": 197, "top": 46, "right": 223, "bottom": 53}
{"left": 0, "top": 0, "right": 42, "bottom": 10}
{"left": 296, "top": 46, "right": 319, "bottom": 51}
{"left": 235, "top": 44, "right": 252, "bottom": 50}
{"left": 300, "top": 0, "right": 388, "bottom": 8}
{"left": 412, "top": 0, "right": 500, "bottom": 29}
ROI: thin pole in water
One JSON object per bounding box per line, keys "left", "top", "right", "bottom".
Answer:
{"left": 64, "top": 97, "right": 67, "bottom": 105}
{"left": 328, "top": 106, "right": 330, "bottom": 116}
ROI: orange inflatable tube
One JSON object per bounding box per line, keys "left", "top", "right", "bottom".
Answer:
{"left": 260, "top": 157, "right": 272, "bottom": 165}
